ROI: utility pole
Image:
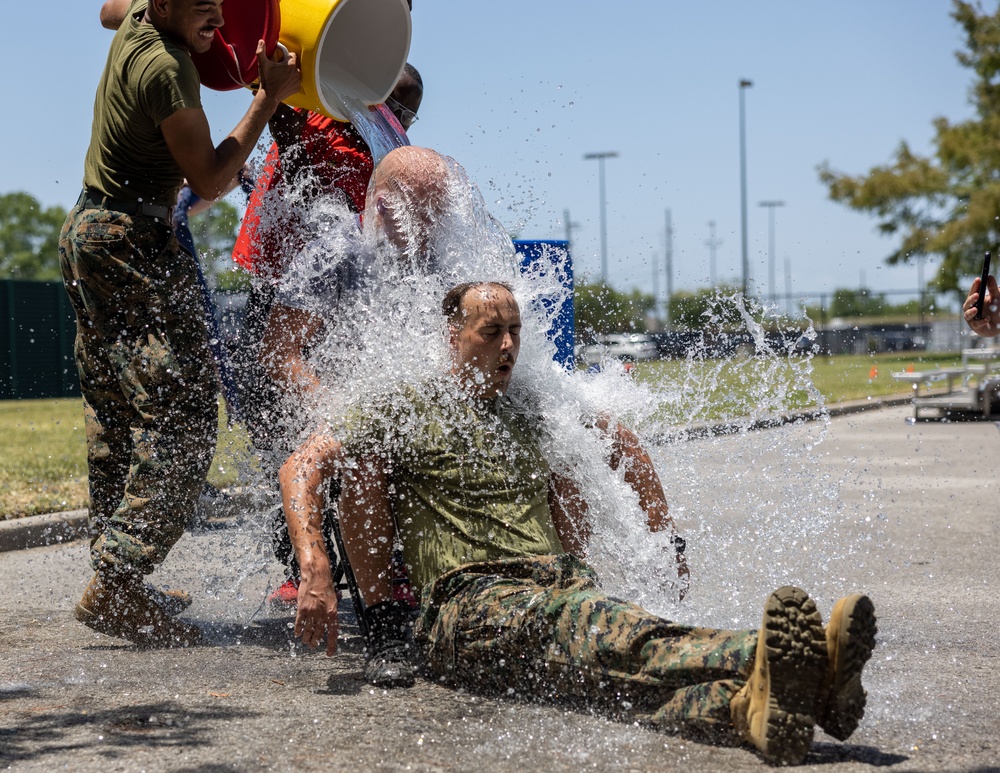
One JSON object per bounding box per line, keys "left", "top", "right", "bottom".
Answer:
{"left": 784, "top": 254, "right": 792, "bottom": 317}
{"left": 917, "top": 253, "right": 926, "bottom": 327}
{"left": 758, "top": 200, "right": 785, "bottom": 304}
{"left": 739, "top": 79, "right": 753, "bottom": 296}
{"left": 583, "top": 151, "right": 619, "bottom": 284}
{"left": 562, "top": 208, "right": 580, "bottom": 255}
{"left": 705, "top": 220, "right": 723, "bottom": 285}
{"left": 664, "top": 208, "right": 674, "bottom": 327}
{"left": 651, "top": 251, "right": 660, "bottom": 325}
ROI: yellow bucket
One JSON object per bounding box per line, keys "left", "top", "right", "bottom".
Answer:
{"left": 278, "top": 0, "right": 411, "bottom": 121}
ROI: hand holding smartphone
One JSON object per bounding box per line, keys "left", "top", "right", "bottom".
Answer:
{"left": 975, "top": 251, "right": 992, "bottom": 321}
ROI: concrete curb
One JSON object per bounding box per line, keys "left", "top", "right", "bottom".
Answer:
{"left": 0, "top": 509, "right": 89, "bottom": 554}
{"left": 0, "top": 396, "right": 917, "bottom": 555}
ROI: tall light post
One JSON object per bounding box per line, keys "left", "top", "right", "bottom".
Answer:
{"left": 758, "top": 200, "right": 785, "bottom": 304}
{"left": 738, "top": 79, "right": 753, "bottom": 296}
{"left": 584, "top": 151, "right": 619, "bottom": 284}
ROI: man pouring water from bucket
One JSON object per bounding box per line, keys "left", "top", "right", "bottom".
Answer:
{"left": 59, "top": 0, "right": 300, "bottom": 647}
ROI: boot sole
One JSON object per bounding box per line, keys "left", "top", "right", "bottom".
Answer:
{"left": 747, "top": 586, "right": 828, "bottom": 765}
{"left": 818, "top": 594, "right": 877, "bottom": 741}
{"left": 75, "top": 602, "right": 201, "bottom": 648}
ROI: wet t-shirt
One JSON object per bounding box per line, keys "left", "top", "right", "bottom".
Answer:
{"left": 84, "top": 0, "right": 202, "bottom": 207}
{"left": 339, "top": 381, "right": 565, "bottom": 592}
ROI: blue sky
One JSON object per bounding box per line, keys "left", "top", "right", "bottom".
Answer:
{"left": 1, "top": 1, "right": 977, "bottom": 305}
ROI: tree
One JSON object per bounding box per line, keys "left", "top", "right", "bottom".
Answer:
{"left": 0, "top": 192, "right": 67, "bottom": 280}
{"left": 802, "top": 287, "right": 929, "bottom": 320}
{"left": 574, "top": 281, "right": 655, "bottom": 338}
{"left": 828, "top": 288, "right": 888, "bottom": 318}
{"left": 187, "top": 200, "right": 250, "bottom": 291}
{"left": 666, "top": 285, "right": 743, "bottom": 330}
{"left": 818, "top": 1, "right": 1000, "bottom": 297}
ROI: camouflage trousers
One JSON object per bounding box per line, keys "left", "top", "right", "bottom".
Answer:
{"left": 58, "top": 202, "right": 218, "bottom": 576}
{"left": 415, "top": 554, "right": 756, "bottom": 741}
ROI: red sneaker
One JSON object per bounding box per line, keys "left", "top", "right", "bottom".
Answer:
{"left": 390, "top": 551, "right": 418, "bottom": 608}
{"left": 268, "top": 577, "right": 300, "bottom": 609}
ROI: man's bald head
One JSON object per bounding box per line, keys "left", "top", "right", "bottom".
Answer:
{"left": 366, "top": 146, "right": 452, "bottom": 260}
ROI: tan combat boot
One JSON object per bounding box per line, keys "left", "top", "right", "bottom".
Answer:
{"left": 730, "top": 586, "right": 827, "bottom": 766}
{"left": 75, "top": 571, "right": 201, "bottom": 647}
{"left": 815, "top": 593, "right": 877, "bottom": 741}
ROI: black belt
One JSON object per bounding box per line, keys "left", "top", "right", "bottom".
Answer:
{"left": 78, "top": 189, "right": 173, "bottom": 222}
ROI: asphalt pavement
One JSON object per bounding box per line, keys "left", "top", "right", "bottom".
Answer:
{"left": 1, "top": 404, "right": 999, "bottom": 773}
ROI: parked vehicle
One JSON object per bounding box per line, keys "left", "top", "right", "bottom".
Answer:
{"left": 579, "top": 333, "right": 659, "bottom": 366}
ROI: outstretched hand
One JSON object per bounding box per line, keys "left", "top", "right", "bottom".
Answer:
{"left": 658, "top": 541, "right": 690, "bottom": 602}
{"left": 964, "top": 275, "right": 1000, "bottom": 337}
{"left": 293, "top": 575, "right": 340, "bottom": 657}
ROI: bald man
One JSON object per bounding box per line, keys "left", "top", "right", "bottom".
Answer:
{"left": 246, "top": 144, "right": 458, "bottom": 609}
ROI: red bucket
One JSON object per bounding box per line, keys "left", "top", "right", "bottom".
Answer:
{"left": 191, "top": 0, "right": 281, "bottom": 91}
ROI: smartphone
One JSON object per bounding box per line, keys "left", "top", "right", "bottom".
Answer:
{"left": 975, "top": 251, "right": 992, "bottom": 320}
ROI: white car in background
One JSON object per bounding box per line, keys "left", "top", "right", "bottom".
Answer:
{"left": 579, "top": 333, "right": 658, "bottom": 366}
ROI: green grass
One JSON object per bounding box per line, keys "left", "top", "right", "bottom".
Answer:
{"left": 0, "top": 399, "right": 88, "bottom": 519}
{"left": 794, "top": 351, "right": 963, "bottom": 403}
{"left": 0, "top": 398, "right": 253, "bottom": 520}
{"left": 0, "top": 350, "right": 962, "bottom": 518}
{"left": 629, "top": 350, "right": 963, "bottom": 423}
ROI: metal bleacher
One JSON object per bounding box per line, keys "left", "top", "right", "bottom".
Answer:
{"left": 892, "top": 346, "right": 1000, "bottom": 419}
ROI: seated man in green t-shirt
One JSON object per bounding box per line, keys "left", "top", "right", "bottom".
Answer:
{"left": 278, "top": 282, "right": 877, "bottom": 765}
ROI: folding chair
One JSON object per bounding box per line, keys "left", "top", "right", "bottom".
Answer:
{"left": 324, "top": 480, "right": 419, "bottom": 642}
{"left": 325, "top": 491, "right": 371, "bottom": 641}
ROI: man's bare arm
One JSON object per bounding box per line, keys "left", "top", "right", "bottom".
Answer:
{"left": 162, "top": 42, "right": 300, "bottom": 200}
{"left": 548, "top": 471, "right": 591, "bottom": 557}
{"left": 598, "top": 418, "right": 675, "bottom": 534}
{"left": 260, "top": 303, "right": 326, "bottom": 396}
{"left": 599, "top": 417, "right": 689, "bottom": 598}
{"left": 279, "top": 432, "right": 344, "bottom": 655}
{"left": 339, "top": 455, "right": 396, "bottom": 606}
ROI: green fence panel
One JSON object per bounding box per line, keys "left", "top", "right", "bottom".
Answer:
{"left": 0, "top": 279, "right": 79, "bottom": 400}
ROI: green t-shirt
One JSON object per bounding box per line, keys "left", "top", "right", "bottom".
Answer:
{"left": 340, "top": 381, "right": 565, "bottom": 592}
{"left": 83, "top": 0, "right": 202, "bottom": 207}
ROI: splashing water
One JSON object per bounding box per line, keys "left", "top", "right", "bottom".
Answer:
{"left": 201, "top": 133, "right": 875, "bottom": 634}
{"left": 277, "top": 170, "right": 857, "bottom": 612}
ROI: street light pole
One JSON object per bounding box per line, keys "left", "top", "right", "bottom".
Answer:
{"left": 584, "top": 151, "right": 619, "bottom": 284}
{"left": 758, "top": 200, "right": 785, "bottom": 304}
{"left": 738, "top": 79, "right": 753, "bottom": 296}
